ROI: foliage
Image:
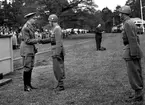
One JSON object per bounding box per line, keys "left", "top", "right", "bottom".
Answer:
{"left": 0, "top": 0, "right": 103, "bottom": 30}
{"left": 113, "top": 5, "right": 121, "bottom": 26}
{"left": 0, "top": 0, "right": 144, "bottom": 32}
{"left": 126, "top": 0, "right": 145, "bottom": 19}
{"left": 101, "top": 7, "right": 113, "bottom": 33}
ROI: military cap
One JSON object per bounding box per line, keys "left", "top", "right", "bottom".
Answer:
{"left": 118, "top": 6, "right": 131, "bottom": 15}
{"left": 24, "top": 12, "right": 36, "bottom": 19}
{"left": 48, "top": 14, "right": 58, "bottom": 22}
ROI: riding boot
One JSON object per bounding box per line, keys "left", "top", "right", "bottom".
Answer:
{"left": 54, "top": 80, "right": 64, "bottom": 91}
{"left": 23, "top": 71, "right": 31, "bottom": 91}
{"left": 28, "top": 70, "right": 37, "bottom": 89}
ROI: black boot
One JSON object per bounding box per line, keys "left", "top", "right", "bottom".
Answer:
{"left": 54, "top": 80, "right": 64, "bottom": 91}
{"left": 23, "top": 72, "right": 31, "bottom": 92}
{"left": 125, "top": 90, "right": 144, "bottom": 102}
{"left": 28, "top": 71, "right": 37, "bottom": 89}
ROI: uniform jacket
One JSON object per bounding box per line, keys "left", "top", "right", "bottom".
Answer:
{"left": 95, "top": 26, "right": 102, "bottom": 38}
{"left": 40, "top": 24, "right": 65, "bottom": 57}
{"left": 20, "top": 20, "right": 38, "bottom": 57}
{"left": 122, "top": 16, "right": 143, "bottom": 60}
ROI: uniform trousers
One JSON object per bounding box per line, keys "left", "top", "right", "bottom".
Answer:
{"left": 125, "top": 58, "right": 144, "bottom": 97}
{"left": 22, "top": 56, "right": 35, "bottom": 88}
{"left": 52, "top": 51, "right": 65, "bottom": 87}
{"left": 95, "top": 34, "right": 102, "bottom": 50}
{"left": 22, "top": 56, "right": 35, "bottom": 72}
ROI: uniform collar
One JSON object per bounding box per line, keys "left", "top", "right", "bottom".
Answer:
{"left": 123, "top": 15, "right": 130, "bottom": 23}
{"left": 26, "top": 23, "right": 35, "bottom": 33}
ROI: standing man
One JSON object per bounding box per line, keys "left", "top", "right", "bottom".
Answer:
{"left": 95, "top": 24, "right": 106, "bottom": 51}
{"left": 40, "top": 14, "right": 65, "bottom": 91}
{"left": 20, "top": 12, "right": 40, "bottom": 91}
{"left": 119, "top": 6, "right": 144, "bottom": 102}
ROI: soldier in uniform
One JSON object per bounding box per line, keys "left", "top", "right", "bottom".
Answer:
{"left": 119, "top": 6, "right": 144, "bottom": 102}
{"left": 95, "top": 24, "right": 106, "bottom": 51}
{"left": 20, "top": 12, "right": 41, "bottom": 91}
{"left": 40, "top": 14, "right": 65, "bottom": 91}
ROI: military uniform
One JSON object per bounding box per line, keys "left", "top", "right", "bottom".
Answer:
{"left": 52, "top": 25, "right": 65, "bottom": 84}
{"left": 40, "top": 14, "right": 65, "bottom": 91}
{"left": 119, "top": 6, "right": 144, "bottom": 102}
{"left": 20, "top": 13, "right": 38, "bottom": 91}
{"left": 95, "top": 25, "right": 102, "bottom": 50}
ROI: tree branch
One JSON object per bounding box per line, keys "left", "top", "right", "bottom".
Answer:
{"left": 61, "top": 0, "right": 83, "bottom": 12}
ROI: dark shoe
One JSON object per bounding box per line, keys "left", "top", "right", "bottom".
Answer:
{"left": 27, "top": 71, "right": 37, "bottom": 89}
{"left": 128, "top": 94, "right": 135, "bottom": 99}
{"left": 24, "top": 85, "right": 31, "bottom": 92}
{"left": 59, "top": 86, "right": 65, "bottom": 91}
{"left": 125, "top": 96, "right": 143, "bottom": 102}
{"left": 53, "top": 85, "right": 59, "bottom": 89}
{"left": 100, "top": 47, "right": 106, "bottom": 51}
{"left": 54, "top": 86, "right": 65, "bottom": 91}
{"left": 23, "top": 72, "right": 31, "bottom": 92}
{"left": 61, "top": 75, "right": 66, "bottom": 79}
{"left": 29, "top": 85, "right": 37, "bottom": 89}
{"left": 132, "top": 96, "right": 143, "bottom": 102}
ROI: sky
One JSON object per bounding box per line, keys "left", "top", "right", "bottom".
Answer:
{"left": 94, "top": 0, "right": 128, "bottom": 11}
{"left": 1, "top": 0, "right": 128, "bottom": 11}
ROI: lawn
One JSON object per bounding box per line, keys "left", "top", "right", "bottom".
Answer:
{"left": 0, "top": 33, "right": 145, "bottom": 105}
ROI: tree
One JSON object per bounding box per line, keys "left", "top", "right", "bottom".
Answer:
{"left": 0, "top": 0, "right": 104, "bottom": 31}
{"left": 33, "top": 0, "right": 100, "bottom": 30}
{"left": 102, "top": 7, "right": 113, "bottom": 32}
{"left": 126, "top": 0, "right": 145, "bottom": 19}
{"left": 113, "top": 5, "right": 121, "bottom": 26}
{"left": 0, "top": 0, "right": 24, "bottom": 28}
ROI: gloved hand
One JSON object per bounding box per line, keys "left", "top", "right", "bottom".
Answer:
{"left": 50, "top": 37, "right": 56, "bottom": 45}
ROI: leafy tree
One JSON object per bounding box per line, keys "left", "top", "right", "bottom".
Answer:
{"left": 113, "top": 5, "right": 121, "bottom": 26}
{"left": 126, "top": 0, "right": 145, "bottom": 19}
{"left": 0, "top": 0, "right": 24, "bottom": 28}
{"left": 102, "top": 7, "right": 113, "bottom": 32}
{"left": 0, "top": 0, "right": 105, "bottom": 31}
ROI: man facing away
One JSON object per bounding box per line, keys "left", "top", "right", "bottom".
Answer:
{"left": 95, "top": 24, "right": 106, "bottom": 51}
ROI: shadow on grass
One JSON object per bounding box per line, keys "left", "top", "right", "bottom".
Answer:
{"left": 64, "top": 34, "right": 95, "bottom": 40}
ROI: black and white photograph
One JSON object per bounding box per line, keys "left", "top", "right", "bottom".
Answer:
{"left": 0, "top": 0, "right": 145, "bottom": 105}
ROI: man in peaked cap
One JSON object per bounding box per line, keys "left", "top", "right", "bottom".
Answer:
{"left": 24, "top": 12, "right": 36, "bottom": 20}
{"left": 119, "top": 5, "right": 144, "bottom": 102}
{"left": 24, "top": 12, "right": 36, "bottom": 19}
{"left": 20, "top": 12, "right": 41, "bottom": 92}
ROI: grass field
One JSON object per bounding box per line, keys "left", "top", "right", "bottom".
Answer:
{"left": 0, "top": 33, "right": 145, "bottom": 105}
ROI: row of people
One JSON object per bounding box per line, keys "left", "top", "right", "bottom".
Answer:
{"left": 0, "top": 26, "right": 12, "bottom": 35}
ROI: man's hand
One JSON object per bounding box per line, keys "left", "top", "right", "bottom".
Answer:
{"left": 36, "top": 37, "right": 42, "bottom": 44}
{"left": 38, "top": 39, "right": 44, "bottom": 44}
{"left": 131, "top": 55, "right": 137, "bottom": 59}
